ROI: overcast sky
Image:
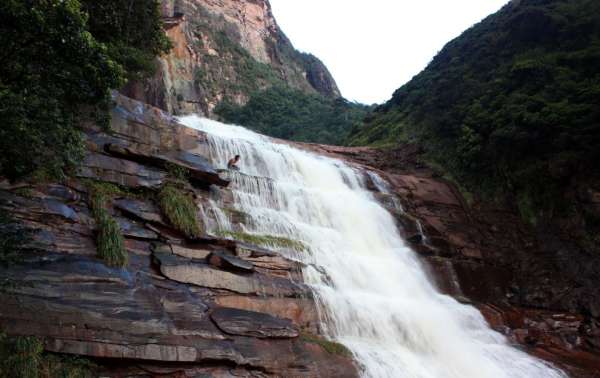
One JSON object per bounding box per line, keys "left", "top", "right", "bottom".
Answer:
{"left": 269, "top": 0, "right": 509, "bottom": 104}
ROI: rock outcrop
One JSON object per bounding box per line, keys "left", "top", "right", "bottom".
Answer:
{"left": 124, "top": 0, "right": 340, "bottom": 116}
{"left": 0, "top": 94, "right": 356, "bottom": 377}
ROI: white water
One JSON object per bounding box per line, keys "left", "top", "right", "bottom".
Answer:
{"left": 180, "top": 116, "right": 566, "bottom": 378}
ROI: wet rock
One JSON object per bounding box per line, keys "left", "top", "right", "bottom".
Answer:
{"left": 104, "top": 144, "right": 229, "bottom": 188}
{"left": 153, "top": 252, "right": 308, "bottom": 297}
{"left": 42, "top": 199, "right": 79, "bottom": 222}
{"left": 78, "top": 153, "right": 165, "bottom": 189}
{"left": 43, "top": 184, "right": 80, "bottom": 203}
{"left": 171, "top": 244, "right": 212, "bottom": 260}
{"left": 114, "top": 198, "right": 166, "bottom": 225}
{"left": 215, "top": 296, "right": 319, "bottom": 333}
{"left": 210, "top": 307, "right": 299, "bottom": 338}
{"left": 208, "top": 251, "right": 254, "bottom": 273}
{"left": 117, "top": 217, "right": 159, "bottom": 240}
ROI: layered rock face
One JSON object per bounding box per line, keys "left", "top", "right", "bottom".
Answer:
{"left": 124, "top": 0, "right": 340, "bottom": 116}
{"left": 0, "top": 94, "right": 356, "bottom": 377}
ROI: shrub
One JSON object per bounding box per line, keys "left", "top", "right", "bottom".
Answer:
{"left": 159, "top": 184, "right": 202, "bottom": 238}
{"left": 80, "top": 0, "right": 172, "bottom": 80}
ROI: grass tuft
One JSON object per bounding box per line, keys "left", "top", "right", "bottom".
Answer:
{"left": 300, "top": 333, "right": 352, "bottom": 357}
{"left": 159, "top": 184, "right": 202, "bottom": 238}
{"left": 165, "top": 162, "right": 190, "bottom": 183}
{"left": 86, "top": 182, "right": 128, "bottom": 267}
{"left": 215, "top": 230, "right": 306, "bottom": 251}
{"left": 0, "top": 332, "right": 94, "bottom": 378}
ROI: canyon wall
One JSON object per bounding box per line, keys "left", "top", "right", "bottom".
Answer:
{"left": 124, "top": 0, "right": 340, "bottom": 116}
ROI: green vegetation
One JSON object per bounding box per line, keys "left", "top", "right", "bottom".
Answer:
{"left": 189, "top": 16, "right": 285, "bottom": 100}
{"left": 165, "top": 163, "right": 190, "bottom": 183}
{"left": 0, "top": 333, "right": 94, "bottom": 378}
{"left": 300, "top": 333, "right": 352, "bottom": 357}
{"left": 86, "top": 182, "right": 127, "bottom": 267}
{"left": 0, "top": 0, "right": 169, "bottom": 181}
{"left": 215, "top": 230, "right": 306, "bottom": 251}
{"left": 349, "top": 0, "right": 600, "bottom": 227}
{"left": 159, "top": 184, "right": 202, "bottom": 238}
{"left": 81, "top": 0, "right": 171, "bottom": 81}
{"left": 216, "top": 86, "right": 370, "bottom": 145}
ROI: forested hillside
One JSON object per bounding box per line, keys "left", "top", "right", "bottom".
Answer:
{"left": 349, "top": 0, "right": 600, "bottom": 243}
{"left": 216, "top": 86, "right": 370, "bottom": 145}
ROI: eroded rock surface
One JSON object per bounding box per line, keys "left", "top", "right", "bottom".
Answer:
{"left": 0, "top": 95, "right": 357, "bottom": 377}
{"left": 124, "top": 0, "right": 340, "bottom": 116}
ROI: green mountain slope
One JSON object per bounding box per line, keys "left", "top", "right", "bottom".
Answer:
{"left": 349, "top": 0, "right": 600, "bottom": 228}
{"left": 216, "top": 86, "right": 370, "bottom": 145}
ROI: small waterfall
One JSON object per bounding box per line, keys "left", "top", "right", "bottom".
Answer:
{"left": 180, "top": 116, "right": 566, "bottom": 378}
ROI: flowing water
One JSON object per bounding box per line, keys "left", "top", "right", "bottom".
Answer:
{"left": 179, "top": 116, "right": 566, "bottom": 378}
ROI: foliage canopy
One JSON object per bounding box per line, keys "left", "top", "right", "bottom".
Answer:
{"left": 0, "top": 0, "right": 169, "bottom": 180}
{"left": 216, "top": 86, "right": 370, "bottom": 145}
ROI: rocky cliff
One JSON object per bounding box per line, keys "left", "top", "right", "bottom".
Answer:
{"left": 0, "top": 94, "right": 356, "bottom": 377}
{"left": 124, "top": 0, "right": 340, "bottom": 116}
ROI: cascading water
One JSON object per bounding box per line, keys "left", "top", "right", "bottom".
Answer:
{"left": 180, "top": 116, "right": 566, "bottom": 378}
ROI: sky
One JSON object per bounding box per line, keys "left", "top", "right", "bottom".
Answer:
{"left": 269, "top": 0, "right": 509, "bottom": 104}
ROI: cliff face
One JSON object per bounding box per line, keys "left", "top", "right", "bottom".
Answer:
{"left": 124, "top": 0, "right": 340, "bottom": 116}
{"left": 0, "top": 94, "right": 356, "bottom": 377}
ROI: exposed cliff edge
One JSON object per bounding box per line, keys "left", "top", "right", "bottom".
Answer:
{"left": 0, "top": 94, "right": 356, "bottom": 377}
{"left": 124, "top": 0, "right": 340, "bottom": 116}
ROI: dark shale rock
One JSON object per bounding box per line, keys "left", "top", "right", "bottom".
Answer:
{"left": 114, "top": 198, "right": 166, "bottom": 225}
{"left": 78, "top": 153, "right": 166, "bottom": 189}
{"left": 117, "top": 217, "right": 159, "bottom": 240}
{"left": 210, "top": 307, "right": 299, "bottom": 338}
{"left": 207, "top": 251, "right": 254, "bottom": 273}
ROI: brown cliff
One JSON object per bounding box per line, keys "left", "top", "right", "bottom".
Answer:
{"left": 124, "top": 0, "right": 340, "bottom": 116}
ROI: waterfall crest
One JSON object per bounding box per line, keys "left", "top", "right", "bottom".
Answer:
{"left": 180, "top": 116, "right": 566, "bottom": 378}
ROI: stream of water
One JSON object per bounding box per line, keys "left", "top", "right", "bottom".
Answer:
{"left": 180, "top": 116, "right": 566, "bottom": 378}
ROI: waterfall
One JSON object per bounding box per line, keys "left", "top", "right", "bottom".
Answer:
{"left": 180, "top": 116, "right": 566, "bottom": 378}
